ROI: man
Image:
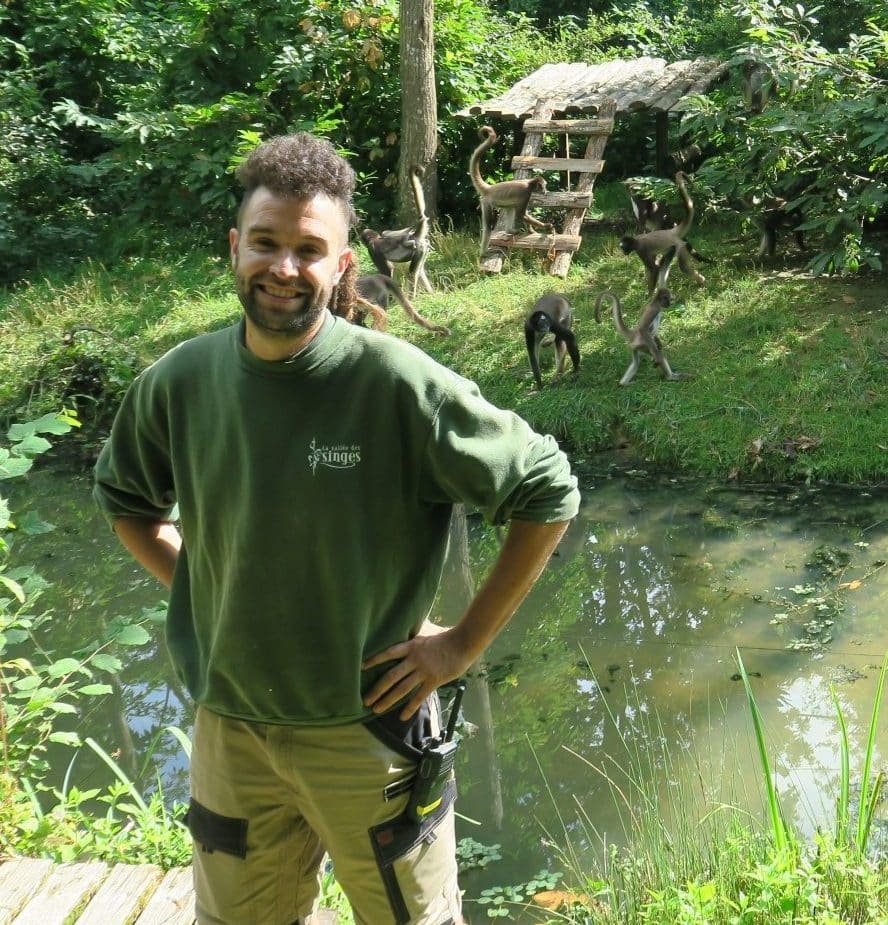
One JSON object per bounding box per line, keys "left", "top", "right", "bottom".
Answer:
{"left": 94, "top": 133, "right": 580, "bottom": 925}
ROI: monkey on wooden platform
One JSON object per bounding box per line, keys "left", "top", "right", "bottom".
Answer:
{"left": 359, "top": 165, "right": 433, "bottom": 297}
{"left": 524, "top": 293, "right": 579, "bottom": 390}
{"left": 469, "top": 125, "right": 555, "bottom": 257}
{"left": 619, "top": 172, "right": 707, "bottom": 293}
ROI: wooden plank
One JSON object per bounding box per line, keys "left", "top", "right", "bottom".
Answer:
{"left": 522, "top": 118, "right": 615, "bottom": 135}
{"left": 0, "top": 859, "right": 54, "bottom": 925}
{"left": 512, "top": 156, "right": 604, "bottom": 173}
{"left": 133, "top": 866, "right": 194, "bottom": 925}
{"left": 486, "top": 232, "right": 581, "bottom": 252}
{"left": 77, "top": 864, "right": 164, "bottom": 925}
{"left": 533, "top": 191, "right": 593, "bottom": 209}
{"left": 11, "top": 861, "right": 108, "bottom": 925}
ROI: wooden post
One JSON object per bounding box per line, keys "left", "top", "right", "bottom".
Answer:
{"left": 655, "top": 110, "right": 669, "bottom": 176}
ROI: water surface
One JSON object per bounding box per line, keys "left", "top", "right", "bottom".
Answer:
{"left": 7, "top": 462, "right": 888, "bottom": 913}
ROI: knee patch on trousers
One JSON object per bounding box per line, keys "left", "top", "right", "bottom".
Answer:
{"left": 186, "top": 798, "right": 249, "bottom": 859}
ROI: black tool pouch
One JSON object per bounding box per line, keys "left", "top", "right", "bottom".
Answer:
{"left": 367, "top": 778, "right": 457, "bottom": 924}
{"left": 364, "top": 702, "right": 457, "bottom": 924}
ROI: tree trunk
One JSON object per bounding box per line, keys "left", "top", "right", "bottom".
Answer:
{"left": 398, "top": 0, "right": 438, "bottom": 224}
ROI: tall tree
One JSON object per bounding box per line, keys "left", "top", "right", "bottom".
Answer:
{"left": 398, "top": 0, "right": 439, "bottom": 224}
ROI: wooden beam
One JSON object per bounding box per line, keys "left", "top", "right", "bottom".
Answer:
{"left": 511, "top": 156, "right": 605, "bottom": 173}
{"left": 521, "top": 118, "right": 615, "bottom": 135}
{"left": 532, "top": 191, "right": 594, "bottom": 209}
{"left": 486, "top": 232, "right": 581, "bottom": 252}
{"left": 0, "top": 859, "right": 54, "bottom": 924}
{"left": 77, "top": 864, "right": 164, "bottom": 925}
{"left": 655, "top": 111, "right": 669, "bottom": 176}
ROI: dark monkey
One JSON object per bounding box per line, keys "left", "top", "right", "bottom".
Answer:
{"left": 355, "top": 273, "right": 450, "bottom": 336}
{"left": 741, "top": 60, "right": 773, "bottom": 114}
{"left": 754, "top": 196, "right": 807, "bottom": 257}
{"left": 625, "top": 181, "right": 672, "bottom": 232}
{"left": 524, "top": 293, "right": 580, "bottom": 390}
{"left": 667, "top": 143, "right": 704, "bottom": 174}
{"left": 469, "top": 125, "right": 555, "bottom": 257}
{"left": 359, "top": 165, "right": 433, "bottom": 298}
{"left": 619, "top": 172, "right": 707, "bottom": 293}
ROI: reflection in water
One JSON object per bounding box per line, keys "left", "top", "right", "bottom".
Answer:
{"left": 7, "top": 464, "right": 888, "bottom": 900}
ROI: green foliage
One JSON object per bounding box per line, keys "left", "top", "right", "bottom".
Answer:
{"left": 456, "top": 836, "right": 503, "bottom": 871}
{"left": 0, "top": 0, "right": 545, "bottom": 282}
{"left": 0, "top": 413, "right": 189, "bottom": 867}
{"left": 477, "top": 869, "right": 562, "bottom": 917}
{"left": 683, "top": 0, "right": 888, "bottom": 275}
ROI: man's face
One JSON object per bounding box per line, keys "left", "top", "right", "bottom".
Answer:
{"left": 229, "top": 187, "right": 352, "bottom": 343}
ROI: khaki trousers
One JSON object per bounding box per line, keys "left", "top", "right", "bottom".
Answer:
{"left": 188, "top": 705, "right": 463, "bottom": 925}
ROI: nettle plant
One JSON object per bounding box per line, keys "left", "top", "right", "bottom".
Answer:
{"left": 0, "top": 412, "right": 190, "bottom": 866}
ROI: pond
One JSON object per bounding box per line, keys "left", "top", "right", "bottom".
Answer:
{"left": 6, "top": 460, "right": 888, "bottom": 916}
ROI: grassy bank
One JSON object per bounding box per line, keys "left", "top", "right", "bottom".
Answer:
{"left": 1, "top": 187, "right": 886, "bottom": 482}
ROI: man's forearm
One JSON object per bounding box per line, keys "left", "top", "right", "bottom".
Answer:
{"left": 450, "top": 518, "right": 570, "bottom": 662}
{"left": 112, "top": 516, "right": 181, "bottom": 589}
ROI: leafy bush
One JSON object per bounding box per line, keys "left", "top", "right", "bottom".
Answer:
{"left": 1, "top": 0, "right": 546, "bottom": 283}
{"left": 682, "top": 0, "right": 888, "bottom": 274}
{"left": 0, "top": 412, "right": 190, "bottom": 867}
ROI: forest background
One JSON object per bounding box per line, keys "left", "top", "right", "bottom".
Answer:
{"left": 1, "top": 0, "right": 887, "bottom": 483}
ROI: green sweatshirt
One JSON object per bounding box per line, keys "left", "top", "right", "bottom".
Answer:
{"left": 94, "top": 313, "right": 580, "bottom": 725}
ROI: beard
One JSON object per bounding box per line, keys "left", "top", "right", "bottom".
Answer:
{"left": 235, "top": 276, "right": 329, "bottom": 337}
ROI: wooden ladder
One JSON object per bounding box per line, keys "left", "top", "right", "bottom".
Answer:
{"left": 480, "top": 99, "right": 616, "bottom": 278}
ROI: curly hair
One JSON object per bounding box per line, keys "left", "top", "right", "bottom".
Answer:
{"left": 235, "top": 133, "right": 357, "bottom": 229}
{"left": 236, "top": 133, "right": 360, "bottom": 321}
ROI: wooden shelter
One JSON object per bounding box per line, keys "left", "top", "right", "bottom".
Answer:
{"left": 456, "top": 57, "right": 727, "bottom": 276}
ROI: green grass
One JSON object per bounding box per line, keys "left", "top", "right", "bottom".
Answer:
{"left": 2, "top": 189, "right": 886, "bottom": 481}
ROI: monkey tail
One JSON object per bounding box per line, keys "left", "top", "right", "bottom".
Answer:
{"left": 331, "top": 260, "right": 359, "bottom": 323}
{"left": 594, "top": 290, "right": 627, "bottom": 335}
{"left": 409, "top": 165, "right": 430, "bottom": 234}
{"left": 673, "top": 171, "right": 695, "bottom": 238}
{"left": 685, "top": 239, "right": 708, "bottom": 262}
{"left": 469, "top": 126, "right": 497, "bottom": 193}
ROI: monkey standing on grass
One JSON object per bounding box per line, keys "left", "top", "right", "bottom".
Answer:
{"left": 595, "top": 247, "right": 684, "bottom": 385}
{"left": 354, "top": 272, "right": 450, "bottom": 336}
{"left": 469, "top": 126, "right": 555, "bottom": 257}
{"left": 524, "top": 293, "right": 580, "bottom": 390}
{"left": 359, "top": 165, "right": 433, "bottom": 298}
{"left": 619, "top": 172, "right": 707, "bottom": 293}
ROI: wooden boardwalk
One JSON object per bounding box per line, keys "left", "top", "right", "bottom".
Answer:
{"left": 0, "top": 857, "right": 338, "bottom": 925}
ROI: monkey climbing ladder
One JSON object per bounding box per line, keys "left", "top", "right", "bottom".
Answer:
{"left": 480, "top": 99, "right": 616, "bottom": 278}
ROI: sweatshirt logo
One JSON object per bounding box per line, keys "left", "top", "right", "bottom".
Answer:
{"left": 308, "top": 438, "right": 362, "bottom": 475}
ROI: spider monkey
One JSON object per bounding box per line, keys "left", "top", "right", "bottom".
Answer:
{"left": 524, "top": 293, "right": 579, "bottom": 390}
{"left": 754, "top": 196, "right": 807, "bottom": 257}
{"left": 355, "top": 273, "right": 450, "bottom": 336}
{"left": 469, "top": 125, "right": 555, "bottom": 257}
{"left": 619, "top": 172, "right": 707, "bottom": 293}
{"left": 595, "top": 248, "right": 683, "bottom": 385}
{"left": 359, "top": 165, "right": 432, "bottom": 298}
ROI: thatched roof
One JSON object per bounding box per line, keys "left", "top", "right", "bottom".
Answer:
{"left": 456, "top": 57, "right": 727, "bottom": 120}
